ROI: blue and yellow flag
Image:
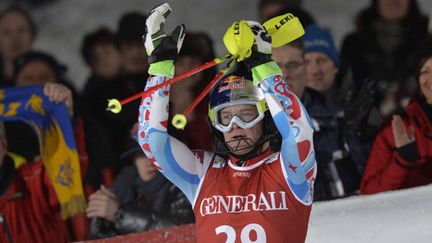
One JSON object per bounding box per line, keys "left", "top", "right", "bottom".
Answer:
{"left": 0, "top": 85, "right": 85, "bottom": 219}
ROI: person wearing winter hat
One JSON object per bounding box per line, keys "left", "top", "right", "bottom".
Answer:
{"left": 116, "top": 12, "right": 149, "bottom": 76}
{"left": 300, "top": 24, "right": 381, "bottom": 201}
{"left": 302, "top": 24, "right": 340, "bottom": 93}
{"left": 258, "top": 0, "right": 303, "bottom": 22}
{"left": 86, "top": 123, "right": 194, "bottom": 239}
{"left": 112, "top": 13, "right": 150, "bottom": 160}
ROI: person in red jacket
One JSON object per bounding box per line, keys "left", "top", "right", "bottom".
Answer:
{"left": 361, "top": 44, "right": 432, "bottom": 194}
{"left": 0, "top": 124, "right": 70, "bottom": 243}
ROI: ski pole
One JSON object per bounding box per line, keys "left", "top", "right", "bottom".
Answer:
{"left": 171, "top": 58, "right": 237, "bottom": 129}
{"left": 170, "top": 13, "right": 305, "bottom": 129}
{"left": 107, "top": 53, "right": 232, "bottom": 113}
{"left": 107, "top": 12, "right": 305, "bottom": 114}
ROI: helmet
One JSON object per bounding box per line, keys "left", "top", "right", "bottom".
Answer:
{"left": 209, "top": 75, "right": 268, "bottom": 133}
{"left": 208, "top": 66, "right": 281, "bottom": 159}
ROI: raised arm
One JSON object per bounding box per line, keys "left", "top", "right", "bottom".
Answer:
{"left": 361, "top": 116, "right": 422, "bottom": 194}
{"left": 137, "top": 3, "right": 209, "bottom": 203}
{"left": 260, "top": 70, "right": 316, "bottom": 204}
{"left": 243, "top": 21, "right": 316, "bottom": 204}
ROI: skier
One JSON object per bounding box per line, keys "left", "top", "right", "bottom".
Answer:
{"left": 138, "top": 3, "right": 316, "bottom": 242}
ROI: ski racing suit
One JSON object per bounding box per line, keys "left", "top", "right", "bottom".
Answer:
{"left": 138, "top": 65, "right": 316, "bottom": 243}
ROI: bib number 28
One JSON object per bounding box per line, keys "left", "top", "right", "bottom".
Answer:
{"left": 215, "top": 223, "right": 267, "bottom": 243}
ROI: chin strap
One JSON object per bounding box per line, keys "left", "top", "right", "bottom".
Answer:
{"left": 223, "top": 131, "right": 278, "bottom": 163}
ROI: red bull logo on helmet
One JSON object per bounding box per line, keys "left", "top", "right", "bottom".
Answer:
{"left": 218, "top": 76, "right": 245, "bottom": 93}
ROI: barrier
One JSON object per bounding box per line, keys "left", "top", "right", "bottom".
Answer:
{"left": 79, "top": 224, "right": 195, "bottom": 243}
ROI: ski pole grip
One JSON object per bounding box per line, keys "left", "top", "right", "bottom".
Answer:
{"left": 172, "top": 114, "right": 187, "bottom": 130}
{"left": 107, "top": 99, "right": 122, "bottom": 113}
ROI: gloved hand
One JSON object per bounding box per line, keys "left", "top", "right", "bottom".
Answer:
{"left": 144, "top": 3, "right": 185, "bottom": 77}
{"left": 244, "top": 21, "right": 272, "bottom": 68}
{"left": 223, "top": 20, "right": 254, "bottom": 62}
{"left": 244, "top": 21, "right": 281, "bottom": 85}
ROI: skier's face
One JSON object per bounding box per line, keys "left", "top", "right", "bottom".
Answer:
{"left": 221, "top": 104, "right": 264, "bottom": 155}
{"left": 419, "top": 57, "right": 432, "bottom": 104}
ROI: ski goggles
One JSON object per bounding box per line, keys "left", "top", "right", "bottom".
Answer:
{"left": 209, "top": 99, "right": 268, "bottom": 133}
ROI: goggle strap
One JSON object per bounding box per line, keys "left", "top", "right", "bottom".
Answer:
{"left": 257, "top": 99, "right": 268, "bottom": 113}
{"left": 209, "top": 107, "right": 216, "bottom": 122}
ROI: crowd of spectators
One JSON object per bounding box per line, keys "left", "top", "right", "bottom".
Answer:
{"left": 0, "top": 0, "right": 431, "bottom": 241}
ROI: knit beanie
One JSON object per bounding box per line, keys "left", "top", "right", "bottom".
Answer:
{"left": 302, "top": 24, "right": 340, "bottom": 67}
{"left": 116, "top": 12, "right": 147, "bottom": 44}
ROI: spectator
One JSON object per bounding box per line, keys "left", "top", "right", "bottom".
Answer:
{"left": 258, "top": 0, "right": 303, "bottom": 22}
{"left": 8, "top": 51, "right": 87, "bottom": 167}
{"left": 0, "top": 6, "right": 36, "bottom": 87}
{"left": 79, "top": 27, "right": 128, "bottom": 187}
{"left": 266, "top": 5, "right": 315, "bottom": 27}
{"left": 361, "top": 41, "right": 432, "bottom": 194}
{"left": 272, "top": 39, "right": 308, "bottom": 98}
{"left": 94, "top": 12, "right": 150, "bottom": 174}
{"left": 341, "top": 0, "right": 429, "bottom": 117}
{"left": 169, "top": 32, "right": 215, "bottom": 150}
{"left": 14, "top": 51, "right": 74, "bottom": 101}
{"left": 6, "top": 51, "right": 75, "bottom": 159}
{"left": 81, "top": 27, "right": 121, "bottom": 81}
{"left": 87, "top": 125, "right": 194, "bottom": 239}
{"left": 116, "top": 12, "right": 149, "bottom": 82}
{"left": 0, "top": 108, "right": 70, "bottom": 242}
{"left": 301, "top": 24, "right": 380, "bottom": 200}
{"left": 7, "top": 51, "right": 90, "bottom": 240}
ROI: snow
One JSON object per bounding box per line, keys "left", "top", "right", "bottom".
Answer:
{"left": 4, "top": 0, "right": 430, "bottom": 91}
{"left": 306, "top": 184, "right": 432, "bottom": 243}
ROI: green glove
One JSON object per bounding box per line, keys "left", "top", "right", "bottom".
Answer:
{"left": 144, "top": 3, "right": 186, "bottom": 77}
